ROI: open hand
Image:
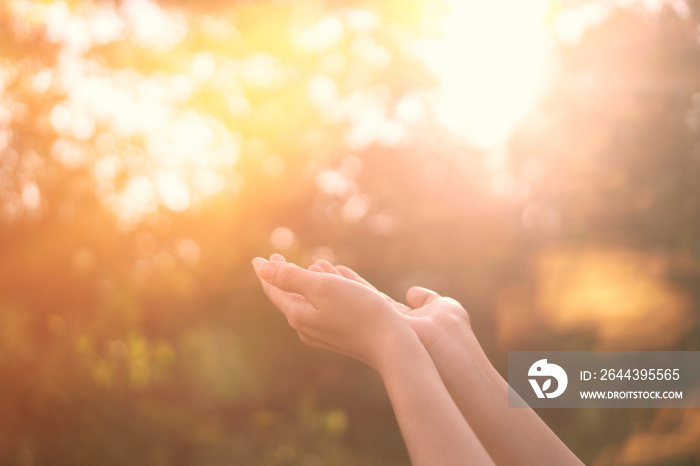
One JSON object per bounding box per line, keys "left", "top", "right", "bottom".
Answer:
{"left": 309, "top": 260, "right": 474, "bottom": 353}
{"left": 252, "top": 255, "right": 416, "bottom": 370}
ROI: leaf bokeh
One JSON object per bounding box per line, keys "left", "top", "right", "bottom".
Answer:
{"left": 1, "top": 0, "right": 700, "bottom": 465}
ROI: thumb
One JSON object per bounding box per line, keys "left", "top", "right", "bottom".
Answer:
{"left": 253, "top": 257, "right": 318, "bottom": 295}
{"left": 406, "top": 286, "right": 441, "bottom": 308}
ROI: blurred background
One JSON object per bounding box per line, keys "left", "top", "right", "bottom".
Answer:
{"left": 1, "top": 0, "right": 699, "bottom": 464}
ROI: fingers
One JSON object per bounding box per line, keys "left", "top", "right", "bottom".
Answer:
{"left": 325, "top": 262, "right": 412, "bottom": 313}
{"left": 406, "top": 286, "right": 441, "bottom": 309}
{"left": 309, "top": 261, "right": 373, "bottom": 290}
{"left": 389, "top": 299, "right": 413, "bottom": 315}
{"left": 315, "top": 259, "right": 341, "bottom": 275}
{"left": 336, "top": 265, "right": 378, "bottom": 291}
{"left": 334, "top": 264, "right": 413, "bottom": 314}
{"left": 254, "top": 257, "right": 321, "bottom": 296}
{"left": 266, "top": 257, "right": 411, "bottom": 317}
{"left": 308, "top": 260, "right": 339, "bottom": 276}
{"left": 252, "top": 258, "right": 316, "bottom": 320}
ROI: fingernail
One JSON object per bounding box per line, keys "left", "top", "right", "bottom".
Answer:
{"left": 251, "top": 257, "right": 266, "bottom": 273}
{"left": 259, "top": 260, "right": 276, "bottom": 281}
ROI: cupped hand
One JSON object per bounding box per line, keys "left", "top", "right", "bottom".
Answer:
{"left": 252, "top": 255, "right": 416, "bottom": 370}
{"left": 309, "top": 260, "right": 474, "bottom": 352}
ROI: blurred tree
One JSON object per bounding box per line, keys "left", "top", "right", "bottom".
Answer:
{"left": 0, "top": 0, "right": 699, "bottom": 465}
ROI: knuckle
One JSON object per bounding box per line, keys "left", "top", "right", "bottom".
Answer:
{"left": 439, "top": 296, "right": 460, "bottom": 306}
{"left": 435, "top": 297, "right": 471, "bottom": 322}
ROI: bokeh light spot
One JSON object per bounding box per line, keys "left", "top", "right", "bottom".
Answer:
{"left": 270, "top": 226, "right": 295, "bottom": 250}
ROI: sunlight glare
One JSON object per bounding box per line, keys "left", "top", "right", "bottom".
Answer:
{"left": 419, "top": 0, "right": 552, "bottom": 148}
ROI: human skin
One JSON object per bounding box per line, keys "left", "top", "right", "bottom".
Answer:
{"left": 252, "top": 255, "right": 494, "bottom": 466}
{"left": 309, "top": 259, "right": 584, "bottom": 466}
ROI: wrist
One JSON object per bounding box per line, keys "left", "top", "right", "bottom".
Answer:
{"left": 372, "top": 327, "right": 426, "bottom": 377}
{"left": 426, "top": 326, "right": 504, "bottom": 394}
{"left": 427, "top": 325, "right": 487, "bottom": 367}
{"left": 424, "top": 322, "right": 477, "bottom": 356}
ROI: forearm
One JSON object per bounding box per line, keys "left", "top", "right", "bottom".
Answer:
{"left": 427, "top": 330, "right": 583, "bottom": 466}
{"left": 377, "top": 332, "right": 494, "bottom": 466}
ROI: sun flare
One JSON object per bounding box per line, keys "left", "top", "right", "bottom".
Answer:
{"left": 419, "top": 0, "right": 553, "bottom": 148}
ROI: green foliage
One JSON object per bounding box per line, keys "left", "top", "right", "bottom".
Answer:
{"left": 0, "top": 0, "right": 699, "bottom": 465}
